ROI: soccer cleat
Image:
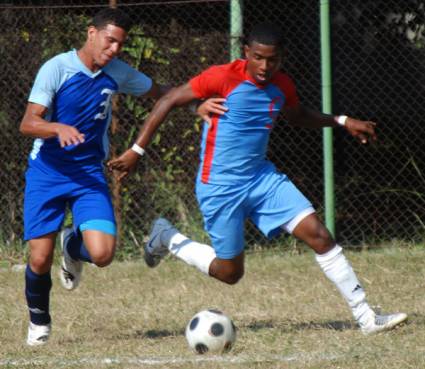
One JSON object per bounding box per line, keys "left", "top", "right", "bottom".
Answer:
{"left": 360, "top": 312, "right": 407, "bottom": 335}
{"left": 144, "top": 218, "right": 174, "bottom": 268}
{"left": 59, "top": 228, "right": 83, "bottom": 290}
{"left": 27, "top": 322, "right": 51, "bottom": 346}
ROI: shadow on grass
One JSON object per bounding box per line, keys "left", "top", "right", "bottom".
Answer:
{"left": 108, "top": 312, "right": 419, "bottom": 342}
{"left": 113, "top": 320, "right": 354, "bottom": 342}
{"left": 112, "top": 329, "right": 185, "bottom": 341}
{"left": 245, "top": 312, "right": 418, "bottom": 333}
{"left": 245, "top": 319, "right": 355, "bottom": 333}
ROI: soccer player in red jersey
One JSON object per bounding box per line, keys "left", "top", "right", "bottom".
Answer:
{"left": 109, "top": 22, "right": 407, "bottom": 334}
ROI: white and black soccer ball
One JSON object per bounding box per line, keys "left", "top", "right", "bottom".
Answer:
{"left": 185, "top": 309, "right": 236, "bottom": 354}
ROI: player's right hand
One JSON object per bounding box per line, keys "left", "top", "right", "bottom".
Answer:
{"left": 55, "top": 124, "right": 85, "bottom": 147}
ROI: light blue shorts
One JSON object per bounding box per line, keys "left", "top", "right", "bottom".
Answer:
{"left": 24, "top": 164, "right": 116, "bottom": 240}
{"left": 195, "top": 166, "right": 313, "bottom": 259}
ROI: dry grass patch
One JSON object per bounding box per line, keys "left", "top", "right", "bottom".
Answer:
{"left": 0, "top": 246, "right": 424, "bottom": 368}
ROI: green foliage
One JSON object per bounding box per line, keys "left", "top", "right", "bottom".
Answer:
{"left": 40, "top": 14, "right": 89, "bottom": 60}
{"left": 123, "top": 25, "right": 170, "bottom": 69}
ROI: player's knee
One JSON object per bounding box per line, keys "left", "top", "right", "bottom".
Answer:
{"left": 220, "top": 266, "right": 244, "bottom": 285}
{"left": 90, "top": 249, "right": 115, "bottom": 267}
{"left": 29, "top": 254, "right": 53, "bottom": 274}
{"left": 310, "top": 226, "right": 334, "bottom": 253}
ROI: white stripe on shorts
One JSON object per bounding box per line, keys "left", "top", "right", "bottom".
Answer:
{"left": 281, "top": 207, "right": 316, "bottom": 234}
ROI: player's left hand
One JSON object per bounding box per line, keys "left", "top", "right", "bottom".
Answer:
{"left": 345, "top": 117, "right": 377, "bottom": 144}
{"left": 107, "top": 149, "right": 140, "bottom": 181}
{"left": 197, "top": 98, "right": 228, "bottom": 126}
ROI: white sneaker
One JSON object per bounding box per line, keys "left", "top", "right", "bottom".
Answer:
{"left": 59, "top": 228, "right": 83, "bottom": 290}
{"left": 144, "top": 218, "right": 174, "bottom": 268}
{"left": 360, "top": 312, "right": 407, "bottom": 335}
{"left": 27, "top": 322, "right": 51, "bottom": 346}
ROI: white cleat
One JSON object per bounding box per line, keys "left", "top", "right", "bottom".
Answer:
{"left": 59, "top": 228, "right": 83, "bottom": 290}
{"left": 27, "top": 322, "right": 51, "bottom": 346}
{"left": 360, "top": 312, "right": 407, "bottom": 335}
{"left": 144, "top": 218, "right": 173, "bottom": 268}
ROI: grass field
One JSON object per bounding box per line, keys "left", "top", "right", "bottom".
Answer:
{"left": 1, "top": 245, "right": 424, "bottom": 368}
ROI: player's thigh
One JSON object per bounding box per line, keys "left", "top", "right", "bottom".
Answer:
{"left": 196, "top": 183, "right": 247, "bottom": 260}
{"left": 70, "top": 182, "right": 116, "bottom": 230}
{"left": 24, "top": 169, "right": 67, "bottom": 240}
{"left": 249, "top": 172, "right": 313, "bottom": 238}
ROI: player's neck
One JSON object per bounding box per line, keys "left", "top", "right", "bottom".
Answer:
{"left": 77, "top": 46, "right": 100, "bottom": 73}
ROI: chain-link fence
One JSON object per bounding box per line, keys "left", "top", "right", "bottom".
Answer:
{"left": 1, "top": 0, "right": 424, "bottom": 252}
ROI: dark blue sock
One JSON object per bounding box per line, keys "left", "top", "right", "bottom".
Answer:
{"left": 25, "top": 265, "right": 52, "bottom": 325}
{"left": 66, "top": 230, "right": 92, "bottom": 262}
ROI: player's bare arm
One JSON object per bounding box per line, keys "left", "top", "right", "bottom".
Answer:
{"left": 144, "top": 81, "right": 172, "bottom": 99}
{"left": 284, "top": 104, "right": 377, "bottom": 144}
{"left": 20, "top": 103, "right": 85, "bottom": 147}
{"left": 107, "top": 82, "right": 197, "bottom": 180}
{"left": 145, "top": 82, "right": 227, "bottom": 125}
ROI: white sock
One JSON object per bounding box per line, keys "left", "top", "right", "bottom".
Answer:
{"left": 315, "top": 245, "right": 374, "bottom": 325}
{"left": 161, "top": 228, "right": 216, "bottom": 275}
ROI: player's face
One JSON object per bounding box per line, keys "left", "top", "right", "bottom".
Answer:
{"left": 244, "top": 42, "right": 282, "bottom": 85}
{"left": 88, "top": 24, "right": 127, "bottom": 68}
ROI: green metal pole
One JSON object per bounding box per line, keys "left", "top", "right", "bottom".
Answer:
{"left": 230, "top": 0, "right": 243, "bottom": 61}
{"left": 320, "top": 0, "right": 336, "bottom": 236}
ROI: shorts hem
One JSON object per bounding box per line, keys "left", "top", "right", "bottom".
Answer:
{"left": 24, "top": 227, "right": 62, "bottom": 241}
{"left": 266, "top": 205, "right": 315, "bottom": 238}
{"left": 215, "top": 248, "right": 244, "bottom": 260}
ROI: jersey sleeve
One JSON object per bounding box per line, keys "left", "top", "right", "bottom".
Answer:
{"left": 274, "top": 73, "right": 300, "bottom": 108}
{"left": 106, "top": 59, "right": 153, "bottom": 96}
{"left": 28, "top": 57, "right": 62, "bottom": 108}
{"left": 189, "top": 65, "right": 226, "bottom": 99}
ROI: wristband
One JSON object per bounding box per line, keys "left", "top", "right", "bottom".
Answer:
{"left": 131, "top": 143, "right": 145, "bottom": 156}
{"left": 335, "top": 115, "right": 348, "bottom": 126}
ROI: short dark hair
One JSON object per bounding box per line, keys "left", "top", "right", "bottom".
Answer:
{"left": 91, "top": 8, "right": 133, "bottom": 33}
{"left": 246, "top": 22, "right": 285, "bottom": 49}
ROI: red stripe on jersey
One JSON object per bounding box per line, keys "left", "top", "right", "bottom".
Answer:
{"left": 201, "top": 115, "right": 219, "bottom": 183}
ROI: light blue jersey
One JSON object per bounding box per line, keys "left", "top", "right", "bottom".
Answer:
{"left": 28, "top": 49, "right": 152, "bottom": 172}
{"left": 24, "top": 50, "right": 152, "bottom": 240}
{"left": 189, "top": 60, "right": 313, "bottom": 258}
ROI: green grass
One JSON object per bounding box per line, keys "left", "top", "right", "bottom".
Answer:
{"left": 0, "top": 245, "right": 424, "bottom": 368}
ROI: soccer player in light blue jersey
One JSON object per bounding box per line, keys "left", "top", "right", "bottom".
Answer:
{"left": 109, "top": 22, "right": 407, "bottom": 335}
{"left": 19, "top": 8, "right": 224, "bottom": 346}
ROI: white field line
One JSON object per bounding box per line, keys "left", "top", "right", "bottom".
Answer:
{"left": 0, "top": 352, "right": 340, "bottom": 367}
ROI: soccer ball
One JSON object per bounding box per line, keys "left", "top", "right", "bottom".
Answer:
{"left": 185, "top": 309, "right": 236, "bottom": 354}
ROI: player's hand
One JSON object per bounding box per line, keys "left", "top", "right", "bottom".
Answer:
{"left": 55, "top": 124, "right": 85, "bottom": 147}
{"left": 197, "top": 98, "right": 228, "bottom": 126}
{"left": 345, "top": 118, "right": 377, "bottom": 144}
{"left": 107, "top": 149, "right": 140, "bottom": 181}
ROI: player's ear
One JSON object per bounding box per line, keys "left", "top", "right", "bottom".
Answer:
{"left": 243, "top": 44, "right": 250, "bottom": 59}
{"left": 87, "top": 26, "right": 97, "bottom": 43}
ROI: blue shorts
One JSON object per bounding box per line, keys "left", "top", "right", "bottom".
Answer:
{"left": 24, "top": 164, "right": 116, "bottom": 240}
{"left": 195, "top": 165, "right": 313, "bottom": 259}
